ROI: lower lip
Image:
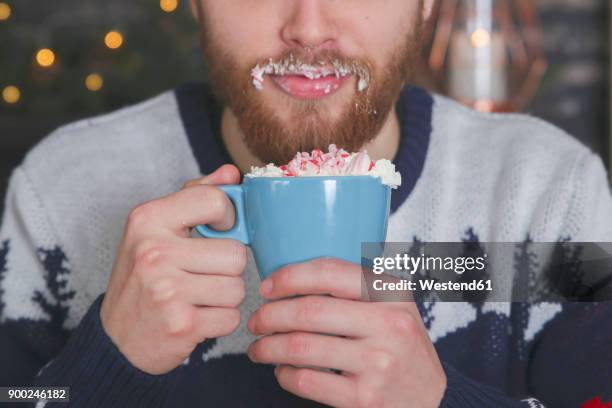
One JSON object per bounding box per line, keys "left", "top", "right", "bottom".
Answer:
{"left": 271, "top": 75, "right": 351, "bottom": 100}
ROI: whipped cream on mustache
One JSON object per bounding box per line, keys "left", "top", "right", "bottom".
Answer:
{"left": 250, "top": 53, "right": 371, "bottom": 93}
{"left": 246, "top": 144, "right": 401, "bottom": 189}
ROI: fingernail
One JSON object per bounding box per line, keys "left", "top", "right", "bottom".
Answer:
{"left": 260, "top": 279, "right": 273, "bottom": 296}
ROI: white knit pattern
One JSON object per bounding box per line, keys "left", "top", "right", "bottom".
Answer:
{"left": 522, "top": 397, "right": 546, "bottom": 408}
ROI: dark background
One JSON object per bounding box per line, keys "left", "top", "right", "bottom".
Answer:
{"left": 0, "top": 0, "right": 610, "bottom": 213}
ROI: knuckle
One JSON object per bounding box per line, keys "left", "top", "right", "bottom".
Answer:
{"left": 228, "top": 278, "right": 246, "bottom": 306}
{"left": 365, "top": 348, "right": 395, "bottom": 373}
{"left": 319, "top": 256, "right": 340, "bottom": 270}
{"left": 133, "top": 240, "right": 168, "bottom": 269}
{"left": 276, "top": 266, "right": 295, "bottom": 290}
{"left": 297, "top": 296, "right": 323, "bottom": 326}
{"left": 385, "top": 309, "right": 418, "bottom": 337}
{"left": 286, "top": 333, "right": 311, "bottom": 359}
{"left": 293, "top": 368, "right": 314, "bottom": 395}
{"left": 210, "top": 308, "right": 241, "bottom": 337}
{"left": 165, "top": 307, "right": 194, "bottom": 336}
{"left": 146, "top": 278, "right": 177, "bottom": 304}
{"left": 220, "top": 309, "right": 241, "bottom": 335}
{"left": 276, "top": 265, "right": 295, "bottom": 287}
{"left": 205, "top": 187, "right": 229, "bottom": 220}
{"left": 357, "top": 384, "right": 383, "bottom": 408}
{"left": 256, "top": 303, "right": 272, "bottom": 329}
{"left": 230, "top": 242, "right": 248, "bottom": 274}
{"left": 127, "top": 202, "right": 158, "bottom": 229}
{"left": 272, "top": 265, "right": 300, "bottom": 291}
{"left": 249, "top": 338, "right": 265, "bottom": 360}
{"left": 316, "top": 257, "right": 344, "bottom": 276}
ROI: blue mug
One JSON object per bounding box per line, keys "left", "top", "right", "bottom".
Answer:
{"left": 195, "top": 176, "right": 391, "bottom": 279}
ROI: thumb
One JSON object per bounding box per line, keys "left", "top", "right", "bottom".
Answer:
{"left": 183, "top": 164, "right": 241, "bottom": 189}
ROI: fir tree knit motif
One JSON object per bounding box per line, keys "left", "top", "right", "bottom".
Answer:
{"left": 32, "top": 246, "right": 75, "bottom": 335}
{"left": 0, "top": 239, "right": 9, "bottom": 316}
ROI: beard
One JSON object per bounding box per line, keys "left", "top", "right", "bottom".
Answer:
{"left": 198, "top": 17, "right": 423, "bottom": 164}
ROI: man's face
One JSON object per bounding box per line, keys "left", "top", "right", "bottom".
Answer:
{"left": 194, "top": 1, "right": 425, "bottom": 164}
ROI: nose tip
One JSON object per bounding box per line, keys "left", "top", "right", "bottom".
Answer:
{"left": 280, "top": 1, "right": 338, "bottom": 50}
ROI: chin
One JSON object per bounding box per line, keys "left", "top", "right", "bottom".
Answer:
{"left": 267, "top": 91, "right": 352, "bottom": 122}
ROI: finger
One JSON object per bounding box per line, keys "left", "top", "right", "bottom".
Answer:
{"left": 183, "top": 164, "right": 241, "bottom": 189}
{"left": 248, "top": 295, "right": 375, "bottom": 338}
{"left": 179, "top": 274, "right": 245, "bottom": 308}
{"left": 172, "top": 237, "right": 247, "bottom": 276}
{"left": 260, "top": 258, "right": 362, "bottom": 301}
{"left": 192, "top": 306, "right": 241, "bottom": 342}
{"left": 248, "top": 332, "right": 364, "bottom": 374}
{"left": 275, "top": 365, "right": 356, "bottom": 408}
{"left": 131, "top": 184, "right": 235, "bottom": 234}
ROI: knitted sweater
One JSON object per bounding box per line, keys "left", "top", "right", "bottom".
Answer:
{"left": 0, "top": 84, "right": 611, "bottom": 407}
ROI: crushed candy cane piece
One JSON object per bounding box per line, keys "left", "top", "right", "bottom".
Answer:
{"left": 246, "top": 144, "right": 401, "bottom": 189}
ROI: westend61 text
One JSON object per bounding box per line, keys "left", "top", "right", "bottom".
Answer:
{"left": 372, "top": 279, "right": 493, "bottom": 292}
{"left": 372, "top": 254, "right": 487, "bottom": 275}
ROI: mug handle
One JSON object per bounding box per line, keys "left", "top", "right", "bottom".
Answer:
{"left": 195, "top": 185, "right": 250, "bottom": 245}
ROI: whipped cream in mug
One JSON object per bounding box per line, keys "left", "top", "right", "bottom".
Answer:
{"left": 246, "top": 144, "right": 402, "bottom": 189}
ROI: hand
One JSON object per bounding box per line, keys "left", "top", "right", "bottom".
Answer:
{"left": 247, "top": 258, "right": 446, "bottom": 408}
{"left": 100, "top": 164, "right": 247, "bottom": 375}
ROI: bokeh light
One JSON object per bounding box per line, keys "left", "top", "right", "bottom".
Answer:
{"left": 160, "top": 0, "right": 178, "bottom": 13}
{"left": 85, "top": 73, "right": 103, "bottom": 92}
{"left": 35, "top": 48, "right": 56, "bottom": 67}
{"left": 470, "top": 28, "right": 491, "bottom": 48}
{"left": 104, "top": 30, "right": 123, "bottom": 49}
{"left": 2, "top": 85, "right": 21, "bottom": 104}
{"left": 0, "top": 2, "right": 11, "bottom": 21}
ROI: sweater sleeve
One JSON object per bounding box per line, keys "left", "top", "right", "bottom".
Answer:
{"left": 0, "top": 167, "right": 181, "bottom": 406}
{"left": 34, "top": 294, "right": 182, "bottom": 407}
{"left": 440, "top": 363, "right": 545, "bottom": 407}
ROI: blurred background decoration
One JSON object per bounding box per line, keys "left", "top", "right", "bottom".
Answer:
{"left": 0, "top": 0, "right": 610, "bottom": 209}
{"left": 0, "top": 0, "right": 201, "bottom": 116}
{"left": 0, "top": 0, "right": 203, "bottom": 203}
{"left": 422, "top": 0, "right": 548, "bottom": 113}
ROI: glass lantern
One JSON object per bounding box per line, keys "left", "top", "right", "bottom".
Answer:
{"left": 424, "top": 0, "right": 547, "bottom": 112}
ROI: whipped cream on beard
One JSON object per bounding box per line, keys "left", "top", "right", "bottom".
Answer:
{"left": 250, "top": 54, "right": 371, "bottom": 93}
{"left": 246, "top": 144, "right": 402, "bottom": 189}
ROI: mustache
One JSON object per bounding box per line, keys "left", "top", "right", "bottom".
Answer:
{"left": 251, "top": 49, "right": 372, "bottom": 91}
